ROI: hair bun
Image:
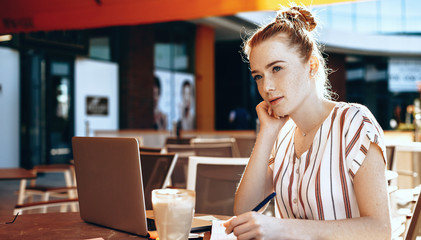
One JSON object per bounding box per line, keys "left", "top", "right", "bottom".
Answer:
{"left": 276, "top": 6, "right": 317, "bottom": 32}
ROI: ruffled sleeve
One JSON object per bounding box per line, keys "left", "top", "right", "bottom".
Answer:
{"left": 344, "top": 104, "right": 386, "bottom": 180}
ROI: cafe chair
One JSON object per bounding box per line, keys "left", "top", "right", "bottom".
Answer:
{"left": 186, "top": 156, "right": 249, "bottom": 216}
{"left": 139, "top": 146, "right": 163, "bottom": 153}
{"left": 164, "top": 144, "right": 195, "bottom": 188}
{"left": 404, "top": 188, "right": 421, "bottom": 240}
{"left": 19, "top": 163, "right": 78, "bottom": 212}
{"left": 165, "top": 136, "right": 193, "bottom": 145}
{"left": 390, "top": 185, "right": 421, "bottom": 240}
{"left": 387, "top": 143, "right": 421, "bottom": 188}
{"left": 190, "top": 137, "right": 241, "bottom": 157}
{"left": 139, "top": 152, "right": 178, "bottom": 210}
{"left": 234, "top": 135, "right": 256, "bottom": 158}
{"left": 166, "top": 143, "right": 237, "bottom": 188}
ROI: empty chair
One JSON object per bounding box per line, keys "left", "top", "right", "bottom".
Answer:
{"left": 166, "top": 143, "right": 237, "bottom": 188}
{"left": 234, "top": 135, "right": 256, "bottom": 158}
{"left": 139, "top": 151, "right": 178, "bottom": 210}
{"left": 388, "top": 143, "right": 421, "bottom": 188}
{"left": 187, "top": 156, "right": 249, "bottom": 216}
{"left": 405, "top": 189, "right": 421, "bottom": 240}
{"left": 139, "top": 146, "right": 163, "bottom": 153}
{"left": 191, "top": 137, "right": 240, "bottom": 157}
{"left": 165, "top": 144, "right": 195, "bottom": 188}
{"left": 167, "top": 142, "right": 236, "bottom": 158}
{"left": 19, "top": 163, "right": 77, "bottom": 213}
{"left": 165, "top": 136, "right": 193, "bottom": 145}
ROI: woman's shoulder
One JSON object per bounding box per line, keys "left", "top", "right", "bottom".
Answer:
{"left": 335, "top": 102, "right": 376, "bottom": 119}
{"left": 334, "top": 102, "right": 383, "bottom": 134}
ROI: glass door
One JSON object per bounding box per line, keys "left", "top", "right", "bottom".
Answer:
{"left": 20, "top": 52, "right": 74, "bottom": 168}
{"left": 46, "top": 59, "right": 74, "bottom": 164}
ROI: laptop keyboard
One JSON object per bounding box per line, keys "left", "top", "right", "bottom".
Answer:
{"left": 147, "top": 218, "right": 156, "bottom": 231}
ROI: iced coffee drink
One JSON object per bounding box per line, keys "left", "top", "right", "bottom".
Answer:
{"left": 152, "top": 189, "right": 195, "bottom": 240}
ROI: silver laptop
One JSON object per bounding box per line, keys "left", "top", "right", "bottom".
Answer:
{"left": 72, "top": 136, "right": 212, "bottom": 237}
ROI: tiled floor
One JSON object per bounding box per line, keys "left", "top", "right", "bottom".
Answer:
{"left": 0, "top": 173, "right": 67, "bottom": 216}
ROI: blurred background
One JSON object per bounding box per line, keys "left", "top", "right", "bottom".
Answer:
{"left": 1, "top": 0, "right": 421, "bottom": 168}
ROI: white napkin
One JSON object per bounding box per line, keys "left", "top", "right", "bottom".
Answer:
{"left": 210, "top": 220, "right": 236, "bottom": 240}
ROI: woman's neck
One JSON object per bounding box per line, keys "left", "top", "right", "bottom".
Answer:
{"left": 290, "top": 97, "right": 336, "bottom": 135}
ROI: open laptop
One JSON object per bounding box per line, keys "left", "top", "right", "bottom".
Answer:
{"left": 72, "top": 137, "right": 212, "bottom": 238}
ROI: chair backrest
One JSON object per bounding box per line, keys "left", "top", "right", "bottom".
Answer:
{"left": 191, "top": 137, "right": 240, "bottom": 157}
{"left": 139, "top": 152, "right": 178, "bottom": 210}
{"left": 165, "top": 143, "right": 238, "bottom": 188}
{"left": 165, "top": 136, "right": 193, "bottom": 145}
{"left": 386, "top": 145, "right": 396, "bottom": 171}
{"left": 187, "top": 156, "right": 249, "bottom": 215}
{"left": 190, "top": 137, "right": 234, "bottom": 144}
{"left": 164, "top": 144, "right": 197, "bottom": 188}
{"left": 194, "top": 143, "right": 236, "bottom": 158}
{"left": 405, "top": 191, "right": 421, "bottom": 240}
{"left": 388, "top": 142, "right": 421, "bottom": 188}
{"left": 166, "top": 143, "right": 235, "bottom": 158}
{"left": 139, "top": 146, "right": 163, "bottom": 153}
{"left": 234, "top": 135, "right": 256, "bottom": 158}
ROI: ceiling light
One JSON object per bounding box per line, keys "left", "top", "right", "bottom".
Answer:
{"left": 0, "top": 35, "right": 12, "bottom": 42}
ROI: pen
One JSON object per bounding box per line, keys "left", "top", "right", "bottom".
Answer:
{"left": 252, "top": 192, "right": 276, "bottom": 212}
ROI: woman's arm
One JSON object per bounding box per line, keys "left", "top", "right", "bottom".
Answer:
{"left": 227, "top": 143, "right": 391, "bottom": 240}
{"left": 234, "top": 101, "right": 289, "bottom": 215}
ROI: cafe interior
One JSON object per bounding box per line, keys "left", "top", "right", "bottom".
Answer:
{"left": 1, "top": 0, "right": 421, "bottom": 239}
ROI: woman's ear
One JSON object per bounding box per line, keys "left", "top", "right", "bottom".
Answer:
{"left": 309, "top": 55, "right": 319, "bottom": 77}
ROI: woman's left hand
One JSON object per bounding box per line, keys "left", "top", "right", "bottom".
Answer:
{"left": 223, "top": 212, "right": 281, "bottom": 240}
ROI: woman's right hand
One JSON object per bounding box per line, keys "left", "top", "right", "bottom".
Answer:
{"left": 224, "top": 212, "right": 284, "bottom": 240}
{"left": 256, "top": 101, "right": 289, "bottom": 133}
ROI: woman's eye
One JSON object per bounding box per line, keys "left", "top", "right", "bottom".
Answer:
{"left": 273, "top": 66, "right": 281, "bottom": 72}
{"left": 253, "top": 75, "right": 262, "bottom": 81}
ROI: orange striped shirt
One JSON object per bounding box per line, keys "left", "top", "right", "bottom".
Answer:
{"left": 269, "top": 102, "right": 386, "bottom": 220}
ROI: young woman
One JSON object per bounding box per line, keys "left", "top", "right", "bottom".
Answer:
{"left": 224, "top": 5, "right": 391, "bottom": 240}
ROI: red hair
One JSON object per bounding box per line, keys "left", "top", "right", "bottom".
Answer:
{"left": 243, "top": 5, "right": 333, "bottom": 99}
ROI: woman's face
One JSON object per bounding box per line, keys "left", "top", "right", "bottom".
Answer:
{"left": 249, "top": 35, "right": 313, "bottom": 117}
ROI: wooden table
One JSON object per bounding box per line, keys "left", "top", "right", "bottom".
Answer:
{"left": 0, "top": 168, "right": 36, "bottom": 180}
{"left": 0, "top": 212, "right": 229, "bottom": 240}
{"left": 0, "top": 212, "right": 140, "bottom": 240}
{"left": 0, "top": 168, "right": 36, "bottom": 204}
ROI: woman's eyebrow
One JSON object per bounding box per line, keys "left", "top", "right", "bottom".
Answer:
{"left": 250, "top": 60, "right": 285, "bottom": 74}
{"left": 265, "top": 60, "right": 285, "bottom": 69}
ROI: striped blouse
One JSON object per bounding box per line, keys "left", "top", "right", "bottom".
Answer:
{"left": 269, "top": 102, "right": 386, "bottom": 220}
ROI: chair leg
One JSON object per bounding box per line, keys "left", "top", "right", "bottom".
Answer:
{"left": 59, "top": 203, "right": 68, "bottom": 212}
{"left": 64, "top": 170, "right": 72, "bottom": 188}
{"left": 41, "top": 192, "right": 49, "bottom": 213}
{"left": 69, "top": 189, "right": 78, "bottom": 212}
{"left": 64, "top": 169, "right": 78, "bottom": 212}
{"left": 13, "top": 208, "right": 21, "bottom": 216}
{"left": 17, "top": 179, "right": 27, "bottom": 205}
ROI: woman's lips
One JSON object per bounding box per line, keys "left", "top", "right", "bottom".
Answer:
{"left": 269, "top": 97, "right": 283, "bottom": 105}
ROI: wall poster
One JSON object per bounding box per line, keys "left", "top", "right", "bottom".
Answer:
{"left": 154, "top": 70, "right": 195, "bottom": 131}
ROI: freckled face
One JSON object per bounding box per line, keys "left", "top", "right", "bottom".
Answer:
{"left": 249, "top": 35, "right": 312, "bottom": 117}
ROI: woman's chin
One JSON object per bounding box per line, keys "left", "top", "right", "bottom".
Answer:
{"left": 273, "top": 110, "right": 287, "bottom": 118}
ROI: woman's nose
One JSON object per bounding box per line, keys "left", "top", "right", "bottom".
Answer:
{"left": 262, "top": 78, "right": 275, "bottom": 92}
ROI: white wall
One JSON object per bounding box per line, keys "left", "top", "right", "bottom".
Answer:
{"left": 75, "top": 58, "right": 119, "bottom": 136}
{"left": 319, "top": 29, "right": 421, "bottom": 55}
{"left": 0, "top": 47, "right": 20, "bottom": 168}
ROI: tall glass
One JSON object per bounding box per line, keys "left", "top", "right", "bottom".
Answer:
{"left": 152, "top": 189, "right": 195, "bottom": 240}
